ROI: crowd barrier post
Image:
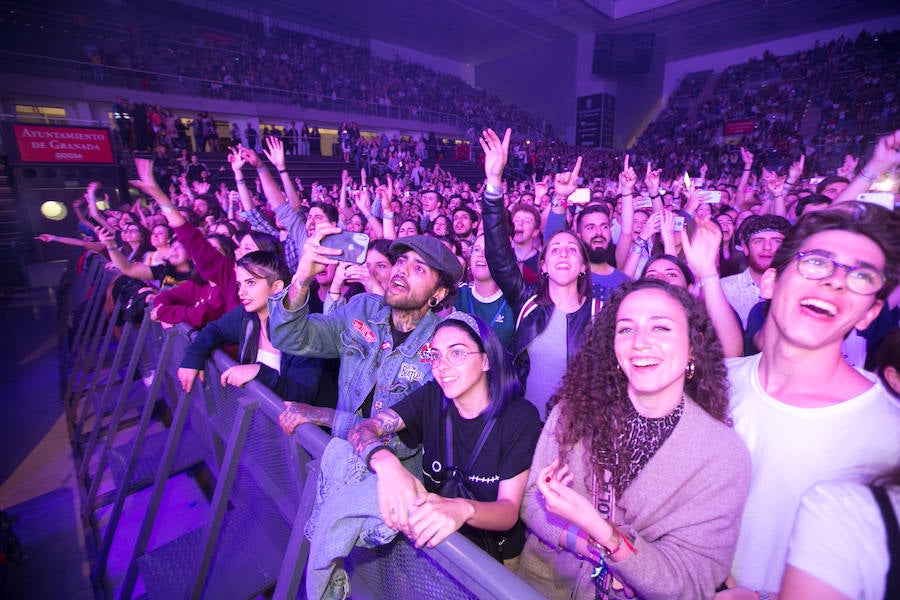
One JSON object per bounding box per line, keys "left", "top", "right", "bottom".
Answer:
{"left": 94, "top": 325, "right": 179, "bottom": 582}
{"left": 83, "top": 311, "right": 153, "bottom": 514}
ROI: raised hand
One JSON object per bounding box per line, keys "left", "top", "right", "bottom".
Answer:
{"left": 240, "top": 147, "right": 265, "bottom": 169}
{"left": 227, "top": 145, "right": 246, "bottom": 173}
{"left": 787, "top": 155, "right": 805, "bottom": 183}
{"left": 643, "top": 160, "right": 661, "bottom": 197}
{"left": 740, "top": 147, "right": 754, "bottom": 168}
{"left": 263, "top": 136, "right": 286, "bottom": 171}
{"left": 618, "top": 155, "right": 637, "bottom": 195}
{"left": 129, "top": 158, "right": 164, "bottom": 199}
{"left": 836, "top": 154, "right": 858, "bottom": 179}
{"left": 682, "top": 215, "right": 722, "bottom": 278}
{"left": 479, "top": 128, "right": 511, "bottom": 187}
{"left": 553, "top": 156, "right": 583, "bottom": 199}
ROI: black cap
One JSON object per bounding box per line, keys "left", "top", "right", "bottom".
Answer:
{"left": 389, "top": 235, "right": 463, "bottom": 286}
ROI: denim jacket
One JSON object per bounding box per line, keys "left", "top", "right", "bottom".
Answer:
{"left": 268, "top": 290, "right": 439, "bottom": 439}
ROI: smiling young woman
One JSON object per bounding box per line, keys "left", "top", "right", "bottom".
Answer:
{"left": 517, "top": 279, "right": 751, "bottom": 600}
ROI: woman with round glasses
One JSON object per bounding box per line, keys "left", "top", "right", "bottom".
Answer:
{"left": 347, "top": 313, "right": 541, "bottom": 561}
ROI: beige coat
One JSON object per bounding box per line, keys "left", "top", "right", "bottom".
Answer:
{"left": 518, "top": 398, "right": 751, "bottom": 600}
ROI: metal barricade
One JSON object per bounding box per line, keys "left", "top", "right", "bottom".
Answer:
{"left": 61, "top": 268, "right": 544, "bottom": 600}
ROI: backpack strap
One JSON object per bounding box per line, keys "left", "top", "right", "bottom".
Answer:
{"left": 869, "top": 485, "right": 900, "bottom": 599}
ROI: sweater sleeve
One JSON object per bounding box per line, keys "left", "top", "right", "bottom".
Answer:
{"left": 180, "top": 306, "right": 244, "bottom": 369}
{"left": 253, "top": 354, "right": 324, "bottom": 404}
{"left": 172, "top": 221, "right": 237, "bottom": 297}
{"left": 606, "top": 420, "right": 752, "bottom": 599}
{"left": 154, "top": 283, "right": 229, "bottom": 329}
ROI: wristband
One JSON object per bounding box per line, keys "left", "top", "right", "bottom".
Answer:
{"left": 328, "top": 290, "right": 341, "bottom": 298}
{"left": 278, "top": 169, "right": 288, "bottom": 174}
{"left": 235, "top": 179, "right": 247, "bottom": 186}
{"left": 364, "top": 443, "right": 396, "bottom": 471}
{"left": 634, "top": 237, "right": 650, "bottom": 251}
{"left": 698, "top": 274, "right": 720, "bottom": 286}
{"left": 383, "top": 211, "right": 395, "bottom": 219}
{"left": 485, "top": 183, "right": 502, "bottom": 196}
{"left": 858, "top": 167, "right": 878, "bottom": 182}
{"left": 160, "top": 204, "right": 174, "bottom": 214}
{"left": 564, "top": 523, "right": 580, "bottom": 554}
{"left": 255, "top": 166, "right": 267, "bottom": 172}
{"left": 649, "top": 192, "right": 660, "bottom": 199}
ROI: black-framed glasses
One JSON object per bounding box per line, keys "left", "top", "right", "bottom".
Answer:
{"left": 792, "top": 251, "right": 885, "bottom": 295}
{"left": 426, "top": 348, "right": 482, "bottom": 367}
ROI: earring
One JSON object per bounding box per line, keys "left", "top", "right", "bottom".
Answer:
{"left": 540, "top": 271, "right": 549, "bottom": 279}
{"left": 578, "top": 271, "right": 586, "bottom": 279}
{"left": 685, "top": 360, "right": 695, "bottom": 380}
{"left": 428, "top": 297, "right": 439, "bottom": 308}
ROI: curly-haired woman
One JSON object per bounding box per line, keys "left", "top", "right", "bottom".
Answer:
{"left": 517, "top": 279, "right": 751, "bottom": 599}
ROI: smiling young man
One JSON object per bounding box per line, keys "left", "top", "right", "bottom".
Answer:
{"left": 269, "top": 230, "right": 462, "bottom": 439}
{"left": 726, "top": 202, "right": 900, "bottom": 595}
{"left": 720, "top": 214, "right": 792, "bottom": 328}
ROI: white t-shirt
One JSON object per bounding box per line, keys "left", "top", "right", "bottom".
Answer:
{"left": 788, "top": 480, "right": 898, "bottom": 600}
{"left": 727, "top": 353, "right": 900, "bottom": 591}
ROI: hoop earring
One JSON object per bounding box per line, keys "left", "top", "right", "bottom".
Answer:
{"left": 685, "top": 360, "right": 695, "bottom": 380}
{"left": 428, "top": 297, "right": 439, "bottom": 308}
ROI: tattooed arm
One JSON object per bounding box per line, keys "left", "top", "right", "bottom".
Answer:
{"left": 348, "top": 408, "right": 406, "bottom": 456}
{"left": 348, "top": 409, "right": 424, "bottom": 533}
{"left": 278, "top": 401, "right": 336, "bottom": 434}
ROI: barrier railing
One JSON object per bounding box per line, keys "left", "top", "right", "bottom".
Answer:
{"left": 62, "top": 253, "right": 544, "bottom": 599}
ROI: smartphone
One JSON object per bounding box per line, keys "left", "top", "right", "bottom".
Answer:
{"left": 857, "top": 192, "right": 895, "bottom": 210}
{"left": 321, "top": 231, "right": 370, "bottom": 264}
{"left": 569, "top": 188, "right": 590, "bottom": 204}
{"left": 683, "top": 172, "right": 692, "bottom": 189}
{"left": 674, "top": 216, "right": 686, "bottom": 232}
{"left": 809, "top": 177, "right": 825, "bottom": 185}
{"left": 696, "top": 190, "right": 723, "bottom": 204}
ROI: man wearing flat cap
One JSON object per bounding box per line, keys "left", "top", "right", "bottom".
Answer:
{"left": 270, "top": 225, "right": 463, "bottom": 440}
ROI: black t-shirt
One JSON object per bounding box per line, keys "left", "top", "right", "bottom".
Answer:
{"left": 392, "top": 380, "right": 542, "bottom": 558}
{"left": 150, "top": 263, "right": 191, "bottom": 288}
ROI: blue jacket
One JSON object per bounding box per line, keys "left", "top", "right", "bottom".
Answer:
{"left": 268, "top": 291, "right": 439, "bottom": 439}
{"left": 180, "top": 305, "right": 329, "bottom": 406}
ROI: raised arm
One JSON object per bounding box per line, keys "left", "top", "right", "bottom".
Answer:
{"left": 479, "top": 128, "right": 529, "bottom": 314}
{"left": 614, "top": 156, "right": 639, "bottom": 270}
{"left": 835, "top": 129, "right": 900, "bottom": 204}
{"left": 734, "top": 148, "right": 754, "bottom": 210}
{"left": 98, "top": 226, "right": 153, "bottom": 280}
{"left": 681, "top": 217, "right": 743, "bottom": 357}
{"left": 35, "top": 233, "right": 105, "bottom": 254}
{"left": 377, "top": 176, "right": 397, "bottom": 240}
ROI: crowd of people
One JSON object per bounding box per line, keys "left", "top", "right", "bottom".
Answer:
{"left": 42, "top": 115, "right": 900, "bottom": 598}
{"left": 21, "top": 5, "right": 900, "bottom": 597}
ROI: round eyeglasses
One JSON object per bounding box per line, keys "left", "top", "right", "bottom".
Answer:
{"left": 426, "top": 347, "right": 482, "bottom": 367}
{"left": 792, "top": 251, "right": 885, "bottom": 295}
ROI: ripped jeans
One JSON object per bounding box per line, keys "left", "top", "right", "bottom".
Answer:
{"left": 306, "top": 438, "right": 422, "bottom": 600}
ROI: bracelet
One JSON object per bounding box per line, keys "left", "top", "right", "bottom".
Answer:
{"left": 278, "top": 169, "right": 288, "bottom": 174}
{"left": 564, "top": 523, "right": 580, "bottom": 554}
{"left": 757, "top": 593, "right": 772, "bottom": 600}
{"left": 160, "top": 205, "right": 174, "bottom": 214}
{"left": 633, "top": 237, "right": 650, "bottom": 251}
{"left": 743, "top": 167, "right": 752, "bottom": 172}
{"left": 328, "top": 290, "right": 341, "bottom": 298}
{"left": 255, "top": 166, "right": 267, "bottom": 172}
{"left": 785, "top": 179, "right": 798, "bottom": 187}
{"left": 383, "top": 211, "right": 395, "bottom": 219}
{"left": 364, "top": 443, "right": 396, "bottom": 471}
{"left": 235, "top": 179, "right": 247, "bottom": 186}
{"left": 649, "top": 192, "right": 660, "bottom": 199}
{"left": 620, "top": 193, "right": 633, "bottom": 198}
{"left": 858, "top": 166, "right": 878, "bottom": 182}
{"left": 699, "top": 274, "right": 720, "bottom": 286}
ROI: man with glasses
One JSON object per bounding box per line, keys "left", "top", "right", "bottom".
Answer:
{"left": 725, "top": 202, "right": 900, "bottom": 595}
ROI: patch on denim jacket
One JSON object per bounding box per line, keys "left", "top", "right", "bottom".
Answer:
{"left": 418, "top": 342, "right": 432, "bottom": 363}
{"left": 398, "top": 363, "right": 425, "bottom": 382}
{"left": 352, "top": 319, "right": 376, "bottom": 343}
